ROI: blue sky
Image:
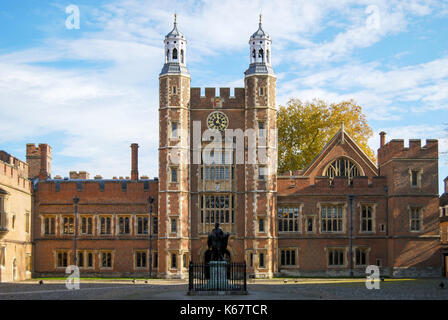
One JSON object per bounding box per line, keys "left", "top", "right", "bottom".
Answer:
{"left": 0, "top": 0, "right": 447, "bottom": 193}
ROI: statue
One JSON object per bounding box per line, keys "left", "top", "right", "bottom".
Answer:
{"left": 207, "top": 223, "right": 230, "bottom": 261}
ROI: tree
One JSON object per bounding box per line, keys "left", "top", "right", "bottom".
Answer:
{"left": 277, "top": 98, "right": 375, "bottom": 174}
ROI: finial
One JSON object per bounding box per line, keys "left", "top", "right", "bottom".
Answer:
{"left": 341, "top": 121, "right": 344, "bottom": 131}
{"left": 174, "top": 13, "right": 177, "bottom": 25}
{"left": 341, "top": 122, "right": 345, "bottom": 144}
{"left": 259, "top": 13, "right": 262, "bottom": 26}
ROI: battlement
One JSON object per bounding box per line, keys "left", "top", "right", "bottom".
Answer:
{"left": 378, "top": 138, "right": 438, "bottom": 165}
{"left": 190, "top": 87, "right": 245, "bottom": 109}
{"left": 69, "top": 171, "right": 90, "bottom": 180}
{"left": 278, "top": 175, "right": 387, "bottom": 195}
{"left": 26, "top": 143, "right": 52, "bottom": 158}
{"left": 35, "top": 179, "right": 159, "bottom": 203}
{"left": 0, "top": 151, "right": 31, "bottom": 192}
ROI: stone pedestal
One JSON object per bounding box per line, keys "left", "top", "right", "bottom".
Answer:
{"left": 207, "top": 261, "right": 228, "bottom": 290}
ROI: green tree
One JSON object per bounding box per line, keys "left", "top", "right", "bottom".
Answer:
{"left": 277, "top": 98, "right": 375, "bottom": 173}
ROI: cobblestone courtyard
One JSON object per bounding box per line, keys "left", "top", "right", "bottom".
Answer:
{"left": 0, "top": 278, "right": 447, "bottom": 300}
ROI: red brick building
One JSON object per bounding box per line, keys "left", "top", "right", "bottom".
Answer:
{"left": 26, "top": 17, "right": 442, "bottom": 278}
{"left": 440, "top": 177, "right": 448, "bottom": 277}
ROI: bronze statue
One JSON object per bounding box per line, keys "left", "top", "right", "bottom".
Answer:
{"left": 207, "top": 223, "right": 230, "bottom": 261}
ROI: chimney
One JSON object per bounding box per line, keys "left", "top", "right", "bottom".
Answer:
{"left": 38, "top": 144, "right": 49, "bottom": 180}
{"left": 131, "top": 143, "right": 139, "bottom": 180}
{"left": 379, "top": 131, "right": 386, "bottom": 148}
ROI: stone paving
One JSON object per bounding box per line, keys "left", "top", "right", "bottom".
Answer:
{"left": 0, "top": 278, "right": 447, "bottom": 300}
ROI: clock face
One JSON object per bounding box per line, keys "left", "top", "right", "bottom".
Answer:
{"left": 207, "top": 111, "right": 229, "bottom": 131}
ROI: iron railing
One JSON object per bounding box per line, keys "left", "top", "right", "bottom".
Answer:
{"left": 188, "top": 261, "right": 247, "bottom": 294}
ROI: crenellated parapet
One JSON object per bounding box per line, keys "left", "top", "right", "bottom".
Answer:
{"left": 378, "top": 139, "right": 438, "bottom": 166}
{"left": 190, "top": 87, "right": 245, "bottom": 109}
{"left": 0, "top": 151, "right": 32, "bottom": 193}
{"left": 35, "top": 179, "right": 158, "bottom": 204}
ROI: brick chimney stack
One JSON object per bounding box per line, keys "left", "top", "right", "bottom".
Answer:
{"left": 38, "top": 144, "right": 50, "bottom": 180}
{"left": 131, "top": 143, "right": 139, "bottom": 180}
{"left": 379, "top": 131, "right": 386, "bottom": 148}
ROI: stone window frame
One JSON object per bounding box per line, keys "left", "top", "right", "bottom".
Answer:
{"left": 318, "top": 202, "right": 347, "bottom": 234}
{"left": 258, "top": 217, "right": 265, "bottom": 233}
{"left": 76, "top": 250, "right": 95, "bottom": 269}
{"left": 325, "top": 246, "right": 348, "bottom": 269}
{"left": 98, "top": 215, "right": 113, "bottom": 236}
{"left": 170, "top": 217, "right": 178, "bottom": 234}
{"left": 409, "top": 168, "right": 423, "bottom": 188}
{"left": 41, "top": 214, "right": 57, "bottom": 236}
{"left": 258, "top": 121, "right": 266, "bottom": 137}
{"left": 358, "top": 202, "right": 377, "bottom": 234}
{"left": 182, "top": 251, "right": 189, "bottom": 270}
{"left": 170, "top": 121, "right": 179, "bottom": 140}
{"left": 99, "top": 250, "right": 114, "bottom": 270}
{"left": 279, "top": 247, "right": 299, "bottom": 268}
{"left": 258, "top": 165, "right": 267, "bottom": 181}
{"left": 54, "top": 249, "right": 71, "bottom": 269}
{"left": 61, "top": 215, "right": 75, "bottom": 235}
{"left": 169, "top": 251, "right": 179, "bottom": 270}
{"left": 0, "top": 193, "right": 9, "bottom": 230}
{"left": 257, "top": 249, "right": 268, "bottom": 270}
{"left": 353, "top": 246, "right": 371, "bottom": 268}
{"left": 117, "top": 215, "right": 132, "bottom": 235}
{"left": 304, "top": 214, "right": 316, "bottom": 234}
{"left": 25, "top": 210, "right": 30, "bottom": 235}
{"left": 134, "top": 249, "right": 149, "bottom": 270}
{"left": 199, "top": 194, "right": 234, "bottom": 234}
{"left": 408, "top": 205, "right": 424, "bottom": 232}
{"left": 170, "top": 166, "right": 179, "bottom": 183}
{"left": 0, "top": 246, "right": 6, "bottom": 269}
{"left": 79, "top": 215, "right": 94, "bottom": 236}
{"left": 135, "top": 214, "right": 149, "bottom": 235}
{"left": 277, "top": 204, "right": 303, "bottom": 233}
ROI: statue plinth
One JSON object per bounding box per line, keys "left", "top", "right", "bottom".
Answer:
{"left": 207, "top": 261, "right": 228, "bottom": 290}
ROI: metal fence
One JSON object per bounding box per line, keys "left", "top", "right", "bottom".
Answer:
{"left": 188, "top": 261, "right": 247, "bottom": 294}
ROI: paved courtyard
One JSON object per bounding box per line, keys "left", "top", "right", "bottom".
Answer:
{"left": 0, "top": 278, "right": 447, "bottom": 300}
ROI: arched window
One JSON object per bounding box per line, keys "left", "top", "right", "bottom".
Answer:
{"left": 172, "top": 48, "right": 178, "bottom": 60}
{"left": 166, "top": 49, "right": 169, "bottom": 62}
{"left": 266, "top": 49, "right": 270, "bottom": 63}
{"left": 258, "top": 48, "right": 264, "bottom": 61}
{"left": 180, "top": 49, "right": 184, "bottom": 63}
{"left": 324, "top": 158, "right": 361, "bottom": 185}
{"left": 252, "top": 49, "right": 256, "bottom": 58}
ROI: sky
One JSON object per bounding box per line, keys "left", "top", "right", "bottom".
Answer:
{"left": 0, "top": 0, "right": 447, "bottom": 193}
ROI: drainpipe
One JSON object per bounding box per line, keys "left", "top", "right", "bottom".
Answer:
{"left": 348, "top": 194, "right": 354, "bottom": 277}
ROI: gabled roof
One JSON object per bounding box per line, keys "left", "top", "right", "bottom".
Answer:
{"left": 302, "top": 125, "right": 378, "bottom": 177}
